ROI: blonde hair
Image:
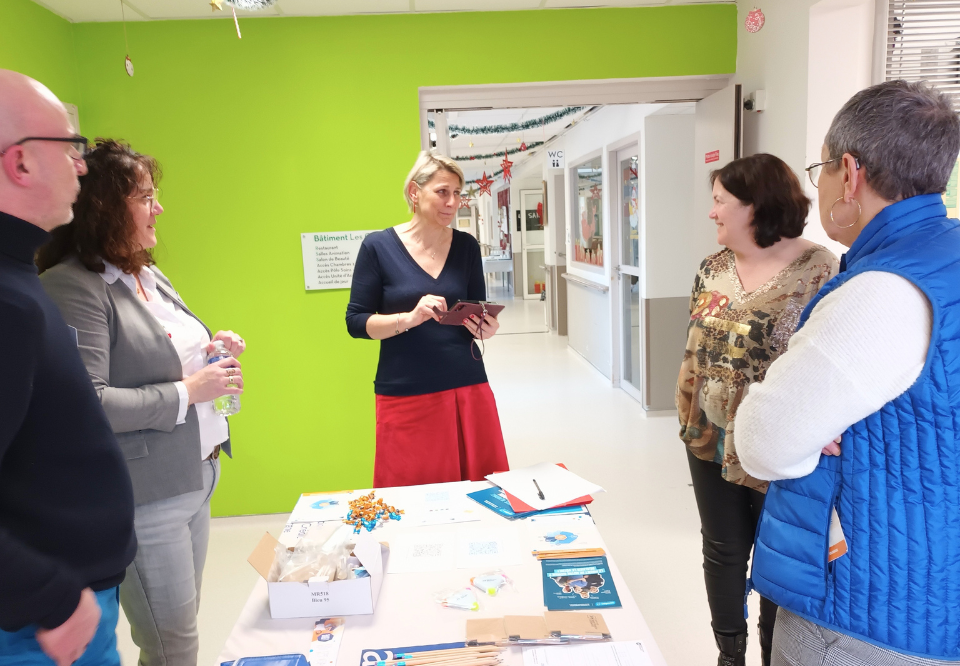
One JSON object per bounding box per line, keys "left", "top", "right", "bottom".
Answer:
{"left": 403, "top": 151, "right": 464, "bottom": 213}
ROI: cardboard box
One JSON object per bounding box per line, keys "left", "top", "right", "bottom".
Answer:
{"left": 247, "top": 532, "right": 386, "bottom": 619}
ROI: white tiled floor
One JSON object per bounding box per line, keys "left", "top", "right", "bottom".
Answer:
{"left": 116, "top": 293, "right": 764, "bottom": 666}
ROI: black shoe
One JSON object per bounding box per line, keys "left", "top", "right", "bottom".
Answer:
{"left": 714, "top": 631, "right": 747, "bottom": 666}
{"left": 758, "top": 623, "right": 773, "bottom": 666}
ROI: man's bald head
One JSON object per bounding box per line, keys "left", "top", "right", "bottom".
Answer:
{"left": 0, "top": 69, "right": 86, "bottom": 230}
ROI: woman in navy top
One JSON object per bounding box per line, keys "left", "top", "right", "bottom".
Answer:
{"left": 346, "top": 152, "right": 510, "bottom": 487}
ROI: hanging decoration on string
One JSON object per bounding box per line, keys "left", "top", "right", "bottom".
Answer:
{"left": 459, "top": 196, "right": 473, "bottom": 210}
{"left": 210, "top": 0, "right": 224, "bottom": 9}
{"left": 465, "top": 185, "right": 479, "bottom": 199}
{"left": 745, "top": 7, "right": 765, "bottom": 33}
{"left": 589, "top": 185, "right": 602, "bottom": 200}
{"left": 119, "top": 0, "right": 134, "bottom": 76}
{"left": 500, "top": 151, "right": 514, "bottom": 184}
{"left": 520, "top": 142, "right": 528, "bottom": 151}
{"left": 217, "top": 0, "right": 277, "bottom": 39}
{"left": 428, "top": 106, "right": 585, "bottom": 137}
{"left": 453, "top": 141, "right": 544, "bottom": 163}
{"left": 476, "top": 173, "right": 494, "bottom": 196}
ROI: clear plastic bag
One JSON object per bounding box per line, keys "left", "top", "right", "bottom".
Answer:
{"left": 435, "top": 587, "right": 480, "bottom": 611}
{"left": 470, "top": 570, "right": 514, "bottom": 597}
{"left": 270, "top": 523, "right": 357, "bottom": 583}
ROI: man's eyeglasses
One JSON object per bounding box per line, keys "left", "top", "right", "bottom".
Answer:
{"left": 0, "top": 136, "right": 89, "bottom": 158}
{"left": 805, "top": 156, "right": 861, "bottom": 188}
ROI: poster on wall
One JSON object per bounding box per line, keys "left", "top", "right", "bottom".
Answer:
{"left": 301, "top": 230, "right": 376, "bottom": 290}
{"left": 573, "top": 157, "right": 604, "bottom": 269}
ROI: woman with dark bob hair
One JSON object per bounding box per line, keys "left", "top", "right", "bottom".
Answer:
{"left": 737, "top": 82, "right": 960, "bottom": 665}
{"left": 36, "top": 140, "right": 245, "bottom": 666}
{"left": 676, "top": 153, "right": 838, "bottom": 666}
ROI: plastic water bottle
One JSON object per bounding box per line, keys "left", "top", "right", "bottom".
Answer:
{"left": 207, "top": 340, "right": 240, "bottom": 416}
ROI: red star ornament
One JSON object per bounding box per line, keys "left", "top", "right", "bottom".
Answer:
{"left": 477, "top": 172, "right": 494, "bottom": 196}
{"left": 459, "top": 196, "right": 473, "bottom": 210}
{"left": 589, "top": 185, "right": 602, "bottom": 199}
{"left": 500, "top": 151, "right": 514, "bottom": 184}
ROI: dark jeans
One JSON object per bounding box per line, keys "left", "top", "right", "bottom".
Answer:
{"left": 687, "top": 448, "right": 778, "bottom": 642}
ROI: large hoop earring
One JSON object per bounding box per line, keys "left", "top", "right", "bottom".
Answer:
{"left": 830, "top": 197, "right": 861, "bottom": 229}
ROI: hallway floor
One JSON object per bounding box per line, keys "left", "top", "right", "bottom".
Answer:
{"left": 116, "top": 292, "right": 764, "bottom": 666}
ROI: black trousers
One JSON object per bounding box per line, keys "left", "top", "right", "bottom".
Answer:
{"left": 687, "top": 449, "right": 778, "bottom": 641}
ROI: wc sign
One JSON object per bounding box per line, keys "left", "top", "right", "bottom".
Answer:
{"left": 548, "top": 150, "right": 565, "bottom": 169}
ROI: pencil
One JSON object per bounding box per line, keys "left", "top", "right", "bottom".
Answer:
{"left": 388, "top": 647, "right": 502, "bottom": 659}
{"left": 377, "top": 649, "right": 503, "bottom": 665}
{"left": 379, "top": 657, "right": 501, "bottom": 666}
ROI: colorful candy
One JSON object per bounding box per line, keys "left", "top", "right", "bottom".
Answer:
{"left": 343, "top": 492, "right": 404, "bottom": 534}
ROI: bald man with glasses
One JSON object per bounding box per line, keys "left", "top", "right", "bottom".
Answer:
{"left": 0, "top": 69, "right": 136, "bottom": 666}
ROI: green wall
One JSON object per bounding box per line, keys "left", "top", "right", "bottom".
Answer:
{"left": 6, "top": 3, "right": 736, "bottom": 516}
{"left": 0, "top": 0, "right": 78, "bottom": 103}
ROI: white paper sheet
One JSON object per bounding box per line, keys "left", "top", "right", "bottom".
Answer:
{"left": 486, "top": 463, "right": 605, "bottom": 512}
{"left": 385, "top": 531, "right": 457, "bottom": 574}
{"left": 522, "top": 641, "right": 655, "bottom": 666}
{"left": 525, "top": 514, "right": 604, "bottom": 553}
{"left": 407, "top": 489, "right": 483, "bottom": 527}
{"left": 278, "top": 521, "right": 322, "bottom": 548}
{"left": 288, "top": 492, "right": 356, "bottom": 523}
{"left": 456, "top": 528, "right": 523, "bottom": 569}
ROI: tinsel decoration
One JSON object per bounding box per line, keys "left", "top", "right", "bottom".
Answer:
{"left": 226, "top": 0, "right": 276, "bottom": 8}
{"left": 429, "top": 107, "right": 584, "bottom": 137}
{"left": 454, "top": 141, "right": 544, "bottom": 163}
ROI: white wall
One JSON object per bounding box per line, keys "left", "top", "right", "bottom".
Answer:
{"left": 642, "top": 113, "right": 696, "bottom": 299}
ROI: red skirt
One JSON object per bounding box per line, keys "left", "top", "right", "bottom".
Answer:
{"left": 374, "top": 382, "right": 510, "bottom": 488}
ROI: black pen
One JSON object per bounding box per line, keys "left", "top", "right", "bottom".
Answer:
{"left": 533, "top": 479, "right": 545, "bottom": 500}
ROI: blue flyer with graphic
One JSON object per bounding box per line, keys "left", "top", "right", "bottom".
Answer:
{"left": 540, "top": 555, "right": 621, "bottom": 610}
{"left": 358, "top": 642, "right": 464, "bottom": 665}
{"left": 466, "top": 486, "right": 587, "bottom": 520}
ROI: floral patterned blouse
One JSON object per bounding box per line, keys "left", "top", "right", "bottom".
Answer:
{"left": 676, "top": 245, "right": 839, "bottom": 491}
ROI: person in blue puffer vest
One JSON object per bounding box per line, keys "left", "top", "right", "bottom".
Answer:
{"left": 736, "top": 80, "right": 960, "bottom": 666}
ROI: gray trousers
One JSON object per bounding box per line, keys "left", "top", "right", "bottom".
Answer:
{"left": 119, "top": 458, "right": 220, "bottom": 666}
{"left": 773, "top": 608, "right": 960, "bottom": 666}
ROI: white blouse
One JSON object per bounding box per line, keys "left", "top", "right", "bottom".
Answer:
{"left": 99, "top": 262, "right": 228, "bottom": 460}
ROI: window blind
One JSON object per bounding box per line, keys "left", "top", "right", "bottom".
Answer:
{"left": 887, "top": 0, "right": 960, "bottom": 107}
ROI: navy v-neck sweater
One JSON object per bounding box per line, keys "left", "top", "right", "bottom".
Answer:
{"left": 0, "top": 212, "right": 136, "bottom": 631}
{"left": 345, "top": 227, "right": 489, "bottom": 396}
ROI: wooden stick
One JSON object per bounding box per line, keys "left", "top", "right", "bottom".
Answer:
{"left": 535, "top": 548, "right": 605, "bottom": 559}
{"left": 378, "top": 651, "right": 502, "bottom": 666}
{"left": 387, "top": 647, "right": 502, "bottom": 660}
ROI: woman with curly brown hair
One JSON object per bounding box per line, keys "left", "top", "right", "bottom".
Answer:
{"left": 36, "top": 140, "right": 245, "bottom": 666}
{"left": 676, "top": 153, "right": 838, "bottom": 666}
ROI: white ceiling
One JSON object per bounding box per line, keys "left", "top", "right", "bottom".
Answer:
{"left": 32, "top": 0, "right": 728, "bottom": 23}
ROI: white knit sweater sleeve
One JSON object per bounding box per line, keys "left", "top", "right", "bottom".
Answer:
{"left": 736, "top": 271, "right": 932, "bottom": 481}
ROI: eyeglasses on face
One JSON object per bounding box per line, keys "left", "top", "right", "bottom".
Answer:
{"left": 129, "top": 188, "right": 160, "bottom": 207}
{"left": 805, "top": 156, "right": 861, "bottom": 188}
{"left": 0, "top": 135, "right": 89, "bottom": 158}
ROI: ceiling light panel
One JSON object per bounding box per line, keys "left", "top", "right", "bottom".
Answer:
{"left": 277, "top": 0, "right": 410, "bottom": 14}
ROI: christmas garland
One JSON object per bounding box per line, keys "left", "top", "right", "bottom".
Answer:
{"left": 453, "top": 141, "right": 544, "bottom": 162}
{"left": 466, "top": 168, "right": 505, "bottom": 186}
{"left": 429, "top": 107, "right": 584, "bottom": 136}
{"left": 227, "top": 0, "right": 276, "bottom": 8}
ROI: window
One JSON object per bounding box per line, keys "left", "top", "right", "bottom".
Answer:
{"left": 886, "top": 0, "right": 960, "bottom": 108}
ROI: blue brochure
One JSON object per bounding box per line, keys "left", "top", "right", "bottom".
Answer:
{"left": 466, "top": 486, "right": 586, "bottom": 520}
{"left": 540, "top": 556, "right": 621, "bottom": 610}
{"left": 358, "top": 642, "right": 464, "bottom": 665}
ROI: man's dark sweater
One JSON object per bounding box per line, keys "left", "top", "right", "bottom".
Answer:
{"left": 0, "top": 211, "right": 136, "bottom": 631}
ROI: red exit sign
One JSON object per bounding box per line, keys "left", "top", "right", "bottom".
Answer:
{"left": 705, "top": 150, "right": 720, "bottom": 164}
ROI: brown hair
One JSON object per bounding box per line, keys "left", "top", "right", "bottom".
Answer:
{"left": 36, "top": 139, "right": 161, "bottom": 274}
{"left": 710, "top": 153, "right": 810, "bottom": 249}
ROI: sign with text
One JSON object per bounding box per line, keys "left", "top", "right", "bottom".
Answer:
{"left": 705, "top": 150, "right": 720, "bottom": 164}
{"left": 301, "top": 230, "right": 376, "bottom": 290}
{"left": 548, "top": 149, "right": 565, "bottom": 169}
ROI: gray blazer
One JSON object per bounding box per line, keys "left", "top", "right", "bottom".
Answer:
{"left": 41, "top": 255, "right": 231, "bottom": 506}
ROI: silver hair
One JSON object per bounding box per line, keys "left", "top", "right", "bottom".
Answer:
{"left": 825, "top": 80, "right": 960, "bottom": 201}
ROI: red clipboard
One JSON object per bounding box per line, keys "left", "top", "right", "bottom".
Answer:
{"left": 501, "top": 463, "right": 594, "bottom": 513}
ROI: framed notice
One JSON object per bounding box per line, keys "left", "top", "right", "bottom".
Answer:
{"left": 301, "top": 230, "right": 376, "bottom": 290}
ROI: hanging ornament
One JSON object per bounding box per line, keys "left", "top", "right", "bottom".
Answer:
{"left": 210, "top": 0, "right": 224, "bottom": 9}
{"left": 745, "top": 7, "right": 765, "bottom": 33}
{"left": 465, "top": 185, "right": 479, "bottom": 199}
{"left": 500, "top": 151, "right": 513, "bottom": 184}
{"left": 589, "top": 185, "right": 602, "bottom": 200}
{"left": 118, "top": 0, "right": 134, "bottom": 76}
{"left": 520, "top": 142, "right": 527, "bottom": 152}
{"left": 226, "top": 0, "right": 276, "bottom": 8}
{"left": 124, "top": 56, "right": 135, "bottom": 77}
{"left": 459, "top": 196, "right": 473, "bottom": 210}
{"left": 476, "top": 173, "right": 494, "bottom": 197}
{"left": 468, "top": 142, "right": 474, "bottom": 148}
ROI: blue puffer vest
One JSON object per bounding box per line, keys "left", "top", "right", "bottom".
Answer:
{"left": 749, "top": 194, "right": 960, "bottom": 660}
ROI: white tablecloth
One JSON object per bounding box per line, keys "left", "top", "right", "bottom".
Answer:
{"left": 216, "top": 481, "right": 667, "bottom": 666}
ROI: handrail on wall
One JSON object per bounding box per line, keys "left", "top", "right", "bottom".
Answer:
{"left": 561, "top": 273, "right": 609, "bottom": 293}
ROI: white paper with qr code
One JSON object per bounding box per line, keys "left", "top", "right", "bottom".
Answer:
{"left": 456, "top": 528, "right": 522, "bottom": 568}
{"left": 522, "top": 640, "right": 654, "bottom": 666}
{"left": 385, "top": 531, "right": 457, "bottom": 573}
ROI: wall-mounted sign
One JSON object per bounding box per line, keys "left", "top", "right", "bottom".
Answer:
{"left": 301, "top": 230, "right": 376, "bottom": 290}
{"left": 548, "top": 150, "right": 565, "bottom": 169}
{"left": 705, "top": 150, "right": 720, "bottom": 164}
